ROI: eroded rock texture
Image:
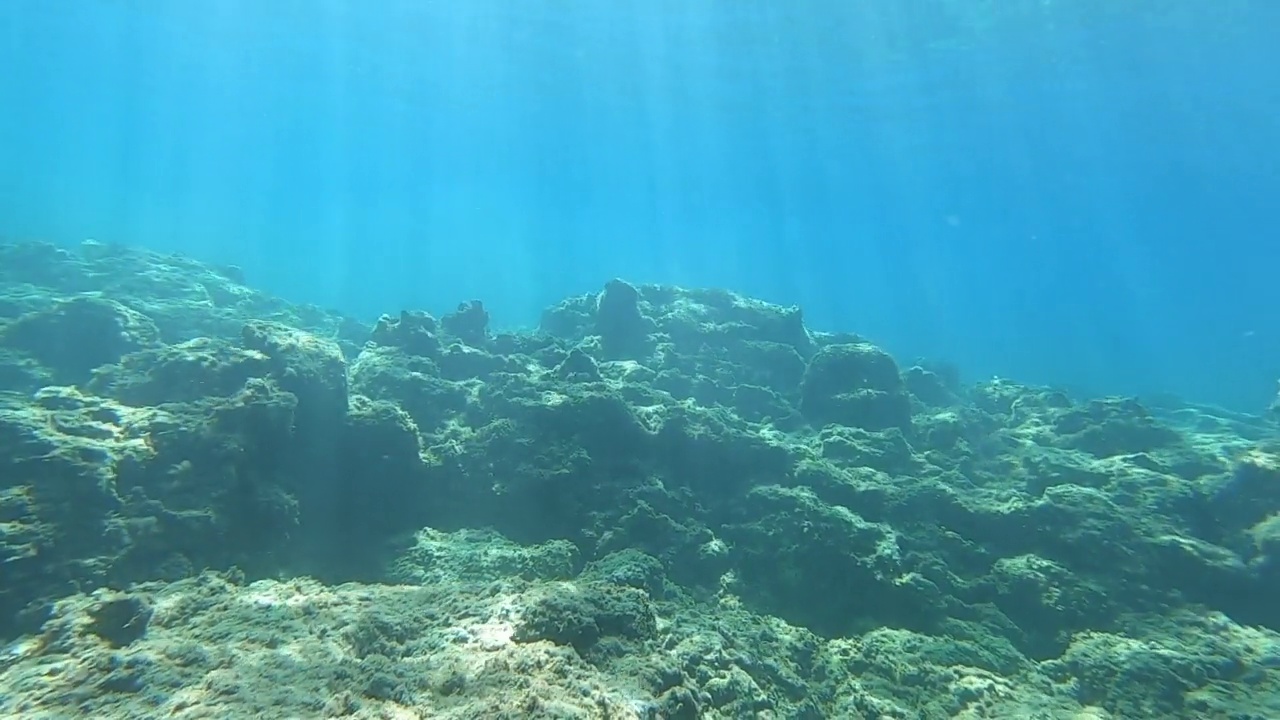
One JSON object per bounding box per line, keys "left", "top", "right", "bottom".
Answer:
{"left": 1, "top": 239, "right": 1279, "bottom": 719}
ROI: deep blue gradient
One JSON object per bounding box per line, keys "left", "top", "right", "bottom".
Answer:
{"left": 2, "top": 1, "right": 1278, "bottom": 410}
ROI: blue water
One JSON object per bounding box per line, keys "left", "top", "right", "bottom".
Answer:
{"left": 2, "top": 1, "right": 1278, "bottom": 412}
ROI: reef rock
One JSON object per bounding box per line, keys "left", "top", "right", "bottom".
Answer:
{"left": 2, "top": 240, "right": 1280, "bottom": 719}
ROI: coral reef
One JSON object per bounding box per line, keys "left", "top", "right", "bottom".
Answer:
{"left": 1, "top": 239, "right": 1279, "bottom": 719}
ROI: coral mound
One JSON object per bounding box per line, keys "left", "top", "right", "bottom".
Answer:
{"left": 2, "top": 239, "right": 1279, "bottom": 719}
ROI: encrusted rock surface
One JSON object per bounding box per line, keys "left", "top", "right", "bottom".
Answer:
{"left": 1, "top": 239, "right": 1279, "bottom": 719}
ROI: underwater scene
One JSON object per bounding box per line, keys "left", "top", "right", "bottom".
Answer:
{"left": 2, "top": 3, "right": 1279, "bottom": 719}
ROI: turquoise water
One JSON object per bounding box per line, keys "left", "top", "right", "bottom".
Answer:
{"left": 1, "top": 1, "right": 1277, "bottom": 410}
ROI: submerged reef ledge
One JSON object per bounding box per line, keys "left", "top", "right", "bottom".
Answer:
{"left": 1, "top": 239, "right": 1279, "bottom": 719}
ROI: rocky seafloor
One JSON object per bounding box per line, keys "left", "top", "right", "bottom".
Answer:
{"left": 1, "top": 240, "right": 1279, "bottom": 720}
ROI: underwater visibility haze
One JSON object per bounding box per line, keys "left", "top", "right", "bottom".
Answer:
{"left": 2, "top": 2, "right": 1280, "bottom": 718}
{"left": 2, "top": 1, "right": 1278, "bottom": 409}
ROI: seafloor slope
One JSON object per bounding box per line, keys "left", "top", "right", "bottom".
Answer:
{"left": 1, "top": 239, "right": 1279, "bottom": 719}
